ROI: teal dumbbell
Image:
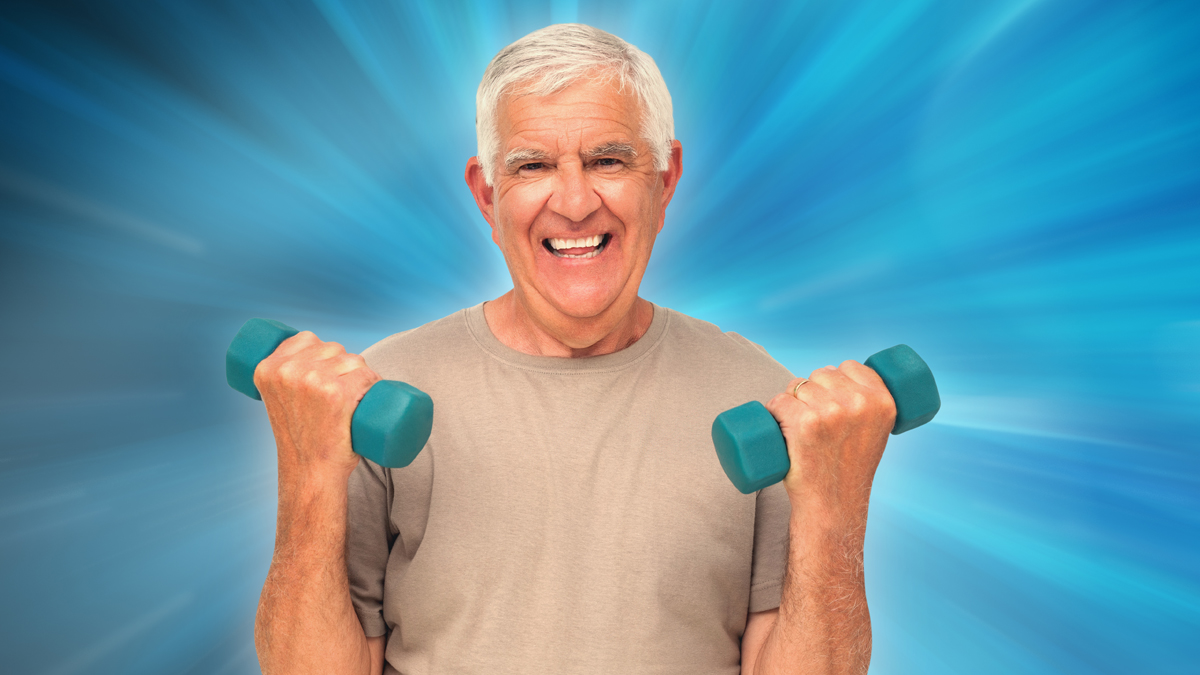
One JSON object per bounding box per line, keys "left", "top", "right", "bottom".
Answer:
{"left": 712, "top": 344, "right": 940, "bottom": 494}
{"left": 226, "top": 318, "right": 433, "bottom": 469}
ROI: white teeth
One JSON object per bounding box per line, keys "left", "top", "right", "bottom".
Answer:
{"left": 547, "top": 234, "right": 606, "bottom": 258}
{"left": 548, "top": 234, "right": 603, "bottom": 251}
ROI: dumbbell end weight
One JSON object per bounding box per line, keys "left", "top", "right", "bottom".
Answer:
{"left": 226, "top": 318, "right": 434, "bottom": 469}
{"left": 864, "top": 344, "right": 940, "bottom": 434}
{"left": 351, "top": 380, "right": 433, "bottom": 469}
{"left": 226, "top": 318, "right": 299, "bottom": 400}
{"left": 712, "top": 401, "right": 790, "bottom": 494}
{"left": 712, "top": 344, "right": 940, "bottom": 495}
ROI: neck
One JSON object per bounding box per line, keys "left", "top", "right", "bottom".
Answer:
{"left": 483, "top": 291, "right": 654, "bottom": 357}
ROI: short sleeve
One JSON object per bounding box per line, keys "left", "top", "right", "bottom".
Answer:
{"left": 346, "top": 457, "right": 395, "bottom": 637}
{"left": 748, "top": 481, "right": 791, "bottom": 612}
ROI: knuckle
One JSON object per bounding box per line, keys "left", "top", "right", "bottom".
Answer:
{"left": 822, "top": 400, "right": 846, "bottom": 421}
{"left": 797, "top": 409, "right": 820, "bottom": 433}
{"left": 318, "top": 381, "right": 342, "bottom": 400}
{"left": 809, "top": 367, "right": 835, "bottom": 383}
{"left": 848, "top": 391, "right": 869, "bottom": 414}
{"left": 276, "top": 361, "right": 298, "bottom": 381}
{"left": 252, "top": 364, "right": 269, "bottom": 389}
{"left": 882, "top": 397, "right": 897, "bottom": 421}
{"left": 766, "top": 393, "right": 789, "bottom": 411}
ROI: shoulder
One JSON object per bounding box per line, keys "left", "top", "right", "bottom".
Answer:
{"left": 660, "top": 307, "right": 785, "bottom": 364}
{"left": 646, "top": 305, "right": 793, "bottom": 416}
{"left": 360, "top": 307, "right": 475, "bottom": 378}
{"left": 656, "top": 306, "right": 794, "bottom": 383}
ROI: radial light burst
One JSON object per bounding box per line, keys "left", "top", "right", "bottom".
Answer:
{"left": 0, "top": 1, "right": 1196, "bottom": 674}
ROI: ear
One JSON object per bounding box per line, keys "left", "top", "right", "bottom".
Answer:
{"left": 656, "top": 140, "right": 683, "bottom": 233}
{"left": 465, "top": 157, "right": 497, "bottom": 237}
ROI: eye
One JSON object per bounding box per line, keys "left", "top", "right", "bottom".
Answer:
{"left": 594, "top": 157, "right": 622, "bottom": 168}
{"left": 520, "top": 162, "right": 546, "bottom": 172}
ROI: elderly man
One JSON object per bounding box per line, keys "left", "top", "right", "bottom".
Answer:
{"left": 253, "top": 24, "right": 894, "bottom": 675}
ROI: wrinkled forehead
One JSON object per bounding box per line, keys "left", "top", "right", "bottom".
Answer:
{"left": 495, "top": 75, "right": 645, "bottom": 151}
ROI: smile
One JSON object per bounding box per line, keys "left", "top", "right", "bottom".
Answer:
{"left": 543, "top": 233, "right": 611, "bottom": 259}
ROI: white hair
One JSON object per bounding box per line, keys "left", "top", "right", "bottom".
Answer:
{"left": 475, "top": 24, "right": 674, "bottom": 186}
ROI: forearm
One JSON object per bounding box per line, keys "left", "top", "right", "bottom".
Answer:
{"left": 255, "top": 476, "right": 374, "bottom": 675}
{"left": 752, "top": 504, "right": 871, "bottom": 675}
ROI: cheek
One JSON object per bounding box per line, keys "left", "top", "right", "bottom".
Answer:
{"left": 497, "top": 183, "right": 552, "bottom": 241}
{"left": 595, "top": 180, "right": 655, "bottom": 227}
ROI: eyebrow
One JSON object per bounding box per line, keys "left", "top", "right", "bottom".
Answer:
{"left": 504, "top": 148, "right": 551, "bottom": 172}
{"left": 582, "top": 142, "right": 638, "bottom": 161}
{"left": 503, "top": 142, "right": 640, "bottom": 172}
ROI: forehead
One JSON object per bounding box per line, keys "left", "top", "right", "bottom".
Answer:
{"left": 496, "top": 77, "right": 643, "bottom": 150}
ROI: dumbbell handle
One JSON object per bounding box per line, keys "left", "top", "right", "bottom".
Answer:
{"left": 226, "top": 318, "right": 433, "bottom": 468}
{"left": 712, "top": 344, "right": 940, "bottom": 494}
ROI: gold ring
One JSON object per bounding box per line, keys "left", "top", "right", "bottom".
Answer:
{"left": 791, "top": 379, "right": 809, "bottom": 397}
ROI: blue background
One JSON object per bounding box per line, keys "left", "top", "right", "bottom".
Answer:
{"left": 1, "top": 1, "right": 1197, "bottom": 673}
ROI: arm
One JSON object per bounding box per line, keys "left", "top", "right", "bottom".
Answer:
{"left": 251, "top": 331, "right": 388, "bottom": 675}
{"left": 742, "top": 361, "right": 895, "bottom": 675}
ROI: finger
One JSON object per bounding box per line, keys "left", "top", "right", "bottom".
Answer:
{"left": 788, "top": 373, "right": 830, "bottom": 407}
{"left": 808, "top": 364, "right": 849, "bottom": 385}
{"left": 785, "top": 377, "right": 810, "bottom": 399}
{"left": 255, "top": 333, "right": 320, "bottom": 392}
{"left": 339, "top": 365, "right": 382, "bottom": 403}
{"left": 270, "top": 330, "right": 320, "bottom": 359}
{"left": 764, "top": 392, "right": 821, "bottom": 458}
{"left": 840, "top": 359, "right": 897, "bottom": 423}
{"left": 805, "top": 366, "right": 869, "bottom": 416}
{"left": 838, "top": 359, "right": 886, "bottom": 391}
{"left": 257, "top": 341, "right": 344, "bottom": 392}
{"left": 765, "top": 390, "right": 810, "bottom": 421}
{"left": 329, "top": 352, "right": 370, "bottom": 377}
{"left": 292, "top": 340, "right": 347, "bottom": 363}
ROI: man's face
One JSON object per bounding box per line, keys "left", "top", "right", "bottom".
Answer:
{"left": 468, "top": 76, "right": 682, "bottom": 335}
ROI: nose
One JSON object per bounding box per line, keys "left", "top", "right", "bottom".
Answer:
{"left": 547, "top": 161, "right": 602, "bottom": 222}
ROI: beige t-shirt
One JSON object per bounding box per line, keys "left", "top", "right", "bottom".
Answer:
{"left": 347, "top": 303, "right": 795, "bottom": 674}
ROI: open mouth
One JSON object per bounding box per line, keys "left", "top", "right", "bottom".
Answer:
{"left": 542, "top": 233, "right": 611, "bottom": 259}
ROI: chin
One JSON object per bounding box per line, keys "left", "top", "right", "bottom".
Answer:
{"left": 545, "top": 288, "right": 626, "bottom": 321}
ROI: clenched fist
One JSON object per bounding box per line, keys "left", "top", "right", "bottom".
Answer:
{"left": 252, "top": 331, "right": 381, "bottom": 485}
{"left": 764, "top": 360, "right": 897, "bottom": 522}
